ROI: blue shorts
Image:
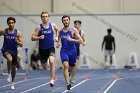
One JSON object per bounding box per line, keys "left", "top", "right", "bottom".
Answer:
{"left": 60, "top": 49, "right": 77, "bottom": 66}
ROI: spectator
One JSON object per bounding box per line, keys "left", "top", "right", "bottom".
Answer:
{"left": 30, "top": 50, "right": 40, "bottom": 70}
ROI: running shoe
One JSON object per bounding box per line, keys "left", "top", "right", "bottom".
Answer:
{"left": 49, "top": 79, "right": 54, "bottom": 87}
{"left": 10, "top": 82, "right": 15, "bottom": 90}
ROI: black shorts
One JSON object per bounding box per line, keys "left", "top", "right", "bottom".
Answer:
{"left": 2, "top": 49, "right": 17, "bottom": 65}
{"left": 76, "top": 48, "right": 80, "bottom": 58}
{"left": 39, "top": 47, "right": 55, "bottom": 64}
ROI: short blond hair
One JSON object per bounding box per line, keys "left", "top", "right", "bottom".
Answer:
{"left": 40, "top": 11, "right": 50, "bottom": 17}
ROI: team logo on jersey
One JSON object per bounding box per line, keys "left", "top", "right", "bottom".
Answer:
{"left": 5, "top": 36, "right": 16, "bottom": 39}
{"left": 42, "top": 30, "right": 52, "bottom": 34}
{"left": 61, "top": 34, "right": 70, "bottom": 39}
{"left": 61, "top": 35, "right": 68, "bottom": 38}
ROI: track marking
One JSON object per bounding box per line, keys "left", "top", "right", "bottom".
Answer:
{"left": 97, "top": 77, "right": 115, "bottom": 93}
{"left": 52, "top": 70, "right": 94, "bottom": 92}
{"left": 103, "top": 79, "right": 117, "bottom": 93}
{"left": 0, "top": 80, "right": 25, "bottom": 88}
{"left": 20, "top": 82, "right": 50, "bottom": 93}
{"left": 0, "top": 77, "right": 51, "bottom": 88}
{"left": 62, "top": 79, "right": 88, "bottom": 93}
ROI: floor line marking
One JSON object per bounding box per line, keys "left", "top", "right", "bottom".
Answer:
{"left": 103, "top": 79, "right": 117, "bottom": 93}
{"left": 62, "top": 79, "right": 88, "bottom": 93}
{"left": 52, "top": 70, "right": 94, "bottom": 92}
{"left": 20, "top": 82, "right": 50, "bottom": 93}
{"left": 97, "top": 76, "right": 116, "bottom": 93}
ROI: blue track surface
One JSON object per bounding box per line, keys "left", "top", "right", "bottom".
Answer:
{"left": 0, "top": 69, "right": 140, "bottom": 93}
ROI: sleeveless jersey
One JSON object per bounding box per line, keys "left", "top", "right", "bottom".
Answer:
{"left": 2, "top": 28, "right": 18, "bottom": 54}
{"left": 38, "top": 23, "right": 54, "bottom": 49}
{"left": 60, "top": 27, "right": 76, "bottom": 50}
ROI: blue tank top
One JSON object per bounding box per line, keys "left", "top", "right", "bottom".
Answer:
{"left": 75, "top": 30, "right": 81, "bottom": 49}
{"left": 2, "top": 28, "right": 18, "bottom": 54}
{"left": 38, "top": 23, "right": 54, "bottom": 49}
{"left": 60, "top": 27, "right": 76, "bottom": 50}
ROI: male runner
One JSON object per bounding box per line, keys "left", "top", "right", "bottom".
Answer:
{"left": 31, "top": 11, "right": 59, "bottom": 87}
{"left": 0, "top": 17, "right": 23, "bottom": 89}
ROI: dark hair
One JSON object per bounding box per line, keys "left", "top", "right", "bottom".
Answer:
{"left": 61, "top": 15, "right": 70, "bottom": 21}
{"left": 107, "top": 28, "right": 112, "bottom": 34}
{"left": 74, "top": 20, "right": 82, "bottom": 24}
{"left": 7, "top": 17, "right": 16, "bottom": 24}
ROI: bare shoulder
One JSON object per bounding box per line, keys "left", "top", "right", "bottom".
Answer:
{"left": 51, "top": 23, "right": 60, "bottom": 31}
{"left": 0, "top": 29, "right": 6, "bottom": 35}
{"left": 2, "top": 29, "right": 6, "bottom": 33}
{"left": 35, "top": 25, "right": 41, "bottom": 30}
{"left": 51, "top": 23, "right": 58, "bottom": 28}
{"left": 73, "top": 27, "right": 78, "bottom": 32}
{"left": 33, "top": 25, "right": 41, "bottom": 34}
{"left": 51, "top": 23, "right": 56, "bottom": 26}
{"left": 17, "top": 30, "right": 22, "bottom": 36}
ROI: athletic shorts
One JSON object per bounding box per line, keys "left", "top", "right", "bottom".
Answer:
{"left": 60, "top": 49, "right": 77, "bottom": 66}
{"left": 104, "top": 50, "right": 114, "bottom": 56}
{"left": 39, "top": 47, "right": 55, "bottom": 64}
{"left": 1, "top": 49, "right": 17, "bottom": 65}
{"left": 76, "top": 48, "right": 80, "bottom": 58}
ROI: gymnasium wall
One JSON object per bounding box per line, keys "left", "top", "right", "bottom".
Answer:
{"left": 0, "top": 0, "right": 52, "bottom": 14}
{"left": 1, "top": 0, "right": 140, "bottom": 14}
{"left": 54, "top": 0, "right": 140, "bottom": 13}
{"left": 0, "top": 14, "right": 140, "bottom": 69}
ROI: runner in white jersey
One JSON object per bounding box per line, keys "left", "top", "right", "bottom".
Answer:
{"left": 70, "top": 20, "right": 86, "bottom": 83}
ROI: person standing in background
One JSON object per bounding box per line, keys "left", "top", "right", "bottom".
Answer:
{"left": 102, "top": 28, "right": 115, "bottom": 67}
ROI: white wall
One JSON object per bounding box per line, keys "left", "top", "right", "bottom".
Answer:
{"left": 124, "top": 0, "right": 140, "bottom": 12}
{"left": 1, "top": 0, "right": 140, "bottom": 14}
{"left": 54, "top": 0, "right": 120, "bottom": 13}
{"left": 0, "top": 14, "right": 140, "bottom": 69}
{"left": 0, "top": 0, "right": 52, "bottom": 14}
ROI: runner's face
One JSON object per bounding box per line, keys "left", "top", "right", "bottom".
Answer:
{"left": 74, "top": 22, "right": 81, "bottom": 30}
{"left": 8, "top": 20, "right": 15, "bottom": 29}
{"left": 62, "top": 17, "right": 70, "bottom": 27}
{"left": 41, "top": 13, "right": 49, "bottom": 23}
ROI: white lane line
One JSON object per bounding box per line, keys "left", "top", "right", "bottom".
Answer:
{"left": 97, "top": 77, "right": 115, "bottom": 93}
{"left": 52, "top": 87, "right": 62, "bottom": 92}
{"left": 0, "top": 77, "right": 51, "bottom": 89}
{"left": 0, "top": 80, "right": 25, "bottom": 88}
{"left": 52, "top": 76, "right": 114, "bottom": 93}
{"left": 20, "top": 82, "right": 50, "bottom": 93}
{"left": 62, "top": 79, "right": 88, "bottom": 93}
{"left": 103, "top": 79, "right": 117, "bottom": 93}
{"left": 52, "top": 72, "right": 94, "bottom": 92}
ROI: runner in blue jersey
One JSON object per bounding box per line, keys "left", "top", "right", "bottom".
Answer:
{"left": 70, "top": 20, "right": 86, "bottom": 83}
{"left": 0, "top": 17, "right": 23, "bottom": 89}
{"left": 31, "top": 11, "right": 59, "bottom": 87}
{"left": 56, "top": 15, "right": 83, "bottom": 90}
